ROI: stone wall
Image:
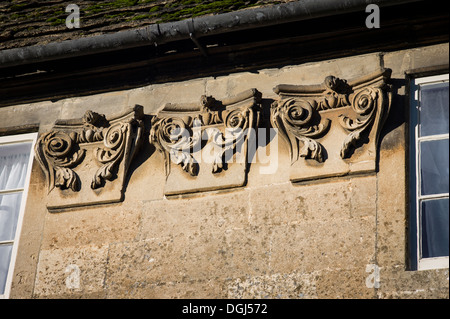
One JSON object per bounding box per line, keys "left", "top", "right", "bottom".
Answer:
{"left": 3, "top": 43, "right": 449, "bottom": 298}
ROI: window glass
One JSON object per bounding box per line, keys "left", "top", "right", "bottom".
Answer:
{"left": 420, "top": 139, "right": 449, "bottom": 195}
{"left": 419, "top": 82, "right": 449, "bottom": 137}
{"left": 0, "top": 245, "right": 12, "bottom": 295}
{"left": 410, "top": 74, "right": 449, "bottom": 271}
{"left": 421, "top": 198, "right": 449, "bottom": 258}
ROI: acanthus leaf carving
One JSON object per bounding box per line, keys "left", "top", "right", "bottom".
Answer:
{"left": 338, "top": 87, "right": 387, "bottom": 159}
{"left": 35, "top": 130, "right": 86, "bottom": 193}
{"left": 149, "top": 89, "right": 260, "bottom": 181}
{"left": 35, "top": 69, "right": 392, "bottom": 205}
{"left": 150, "top": 116, "right": 201, "bottom": 177}
{"left": 271, "top": 69, "right": 392, "bottom": 166}
{"left": 35, "top": 106, "right": 144, "bottom": 200}
{"left": 208, "top": 107, "right": 255, "bottom": 174}
{"left": 270, "top": 97, "right": 330, "bottom": 164}
{"left": 91, "top": 122, "right": 129, "bottom": 188}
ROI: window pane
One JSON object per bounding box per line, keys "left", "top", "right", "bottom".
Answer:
{"left": 420, "top": 82, "right": 449, "bottom": 137}
{"left": 421, "top": 198, "right": 449, "bottom": 258}
{"left": 0, "top": 193, "right": 23, "bottom": 242}
{"left": 0, "top": 142, "right": 32, "bottom": 191}
{"left": 420, "top": 139, "right": 449, "bottom": 195}
{"left": 0, "top": 244, "right": 13, "bottom": 295}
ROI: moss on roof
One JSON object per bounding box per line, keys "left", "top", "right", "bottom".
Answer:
{"left": 0, "top": 0, "right": 291, "bottom": 50}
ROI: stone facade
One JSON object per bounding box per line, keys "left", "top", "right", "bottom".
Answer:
{"left": 2, "top": 43, "right": 449, "bottom": 299}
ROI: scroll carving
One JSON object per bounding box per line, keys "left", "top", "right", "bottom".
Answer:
{"left": 92, "top": 122, "right": 135, "bottom": 189}
{"left": 150, "top": 116, "right": 201, "bottom": 177}
{"left": 35, "top": 69, "right": 392, "bottom": 203}
{"left": 270, "top": 98, "right": 330, "bottom": 164}
{"left": 35, "top": 105, "right": 144, "bottom": 210}
{"left": 271, "top": 69, "right": 392, "bottom": 165}
{"left": 35, "top": 131, "right": 86, "bottom": 192}
{"left": 150, "top": 89, "right": 261, "bottom": 195}
{"left": 35, "top": 110, "right": 108, "bottom": 193}
{"left": 338, "top": 86, "right": 388, "bottom": 159}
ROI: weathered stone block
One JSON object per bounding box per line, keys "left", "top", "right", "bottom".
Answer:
{"left": 225, "top": 271, "right": 319, "bottom": 299}
{"left": 108, "top": 277, "right": 225, "bottom": 299}
{"left": 376, "top": 126, "right": 408, "bottom": 267}
{"left": 349, "top": 175, "right": 377, "bottom": 218}
{"left": 40, "top": 203, "right": 141, "bottom": 250}
{"left": 269, "top": 218, "right": 376, "bottom": 274}
{"left": 140, "top": 190, "right": 249, "bottom": 240}
{"left": 34, "top": 244, "right": 108, "bottom": 298}
{"left": 0, "top": 100, "right": 62, "bottom": 129}
{"left": 60, "top": 92, "right": 128, "bottom": 121}
{"left": 107, "top": 226, "right": 271, "bottom": 292}
{"left": 249, "top": 179, "right": 353, "bottom": 226}
{"left": 375, "top": 266, "right": 449, "bottom": 299}
{"left": 315, "top": 267, "right": 376, "bottom": 299}
{"left": 127, "top": 79, "right": 207, "bottom": 115}
{"left": 384, "top": 43, "right": 449, "bottom": 78}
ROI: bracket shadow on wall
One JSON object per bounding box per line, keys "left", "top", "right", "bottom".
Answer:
{"left": 34, "top": 69, "right": 391, "bottom": 211}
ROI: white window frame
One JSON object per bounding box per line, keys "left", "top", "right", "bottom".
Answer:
{"left": 0, "top": 132, "right": 37, "bottom": 299}
{"left": 410, "top": 74, "right": 449, "bottom": 271}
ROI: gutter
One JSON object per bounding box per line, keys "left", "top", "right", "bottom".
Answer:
{"left": 0, "top": 0, "right": 424, "bottom": 68}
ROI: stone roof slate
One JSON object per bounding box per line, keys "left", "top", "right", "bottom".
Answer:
{"left": 0, "top": 0, "right": 291, "bottom": 50}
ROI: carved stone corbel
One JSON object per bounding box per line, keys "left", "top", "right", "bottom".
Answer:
{"left": 150, "top": 89, "right": 261, "bottom": 195}
{"left": 271, "top": 69, "right": 392, "bottom": 182}
{"left": 35, "top": 105, "right": 144, "bottom": 211}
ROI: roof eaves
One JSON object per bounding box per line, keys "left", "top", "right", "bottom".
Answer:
{"left": 0, "top": 0, "right": 425, "bottom": 69}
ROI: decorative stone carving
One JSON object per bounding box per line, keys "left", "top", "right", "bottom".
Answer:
{"left": 34, "top": 69, "right": 392, "bottom": 205}
{"left": 150, "top": 89, "right": 261, "bottom": 195}
{"left": 270, "top": 97, "right": 331, "bottom": 164}
{"left": 338, "top": 85, "right": 389, "bottom": 159}
{"left": 36, "top": 130, "right": 86, "bottom": 192}
{"left": 271, "top": 69, "right": 392, "bottom": 182}
{"left": 35, "top": 105, "right": 144, "bottom": 211}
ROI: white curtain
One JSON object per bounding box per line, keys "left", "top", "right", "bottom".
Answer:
{"left": 0, "top": 144, "right": 31, "bottom": 295}
{"left": 0, "top": 149, "right": 30, "bottom": 191}
{"left": 0, "top": 148, "right": 30, "bottom": 242}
